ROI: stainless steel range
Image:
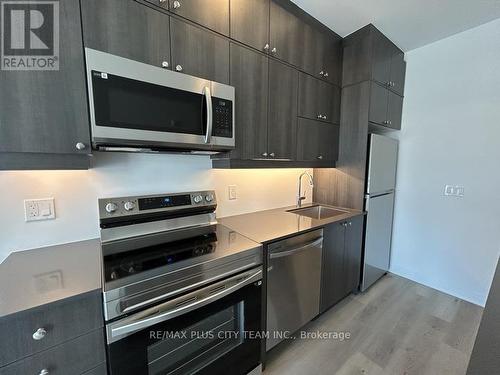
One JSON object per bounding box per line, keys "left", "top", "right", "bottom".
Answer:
{"left": 98, "top": 191, "right": 263, "bottom": 375}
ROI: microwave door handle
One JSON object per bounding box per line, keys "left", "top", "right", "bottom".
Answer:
{"left": 203, "top": 86, "right": 213, "bottom": 144}
{"left": 108, "top": 268, "right": 262, "bottom": 343}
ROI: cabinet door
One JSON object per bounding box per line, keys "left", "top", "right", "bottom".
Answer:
{"left": 169, "top": 0, "right": 229, "bottom": 36}
{"left": 170, "top": 18, "right": 230, "bottom": 84}
{"left": 320, "top": 222, "right": 347, "bottom": 313}
{"left": 387, "top": 91, "right": 404, "bottom": 130}
{"left": 322, "top": 33, "right": 343, "bottom": 86}
{"left": 298, "top": 73, "right": 338, "bottom": 124}
{"left": 369, "top": 82, "right": 389, "bottom": 126}
{"left": 81, "top": 0, "right": 171, "bottom": 68}
{"left": 269, "top": 1, "right": 304, "bottom": 68}
{"left": 0, "top": 0, "right": 89, "bottom": 155}
{"left": 268, "top": 59, "right": 298, "bottom": 160}
{"left": 302, "top": 23, "right": 325, "bottom": 78}
{"left": 371, "top": 29, "right": 392, "bottom": 87}
{"left": 144, "top": 0, "right": 169, "bottom": 9}
{"left": 344, "top": 215, "right": 364, "bottom": 295}
{"left": 296, "top": 119, "right": 339, "bottom": 163}
{"left": 229, "top": 44, "right": 269, "bottom": 160}
{"left": 390, "top": 50, "right": 406, "bottom": 96}
{"left": 230, "top": 0, "right": 269, "bottom": 51}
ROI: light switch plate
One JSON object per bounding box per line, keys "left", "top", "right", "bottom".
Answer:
{"left": 24, "top": 198, "right": 56, "bottom": 222}
{"left": 228, "top": 185, "right": 237, "bottom": 200}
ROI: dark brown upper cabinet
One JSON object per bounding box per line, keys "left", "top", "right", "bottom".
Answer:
{"left": 267, "top": 59, "right": 299, "bottom": 160}
{"left": 169, "top": 0, "right": 229, "bottom": 36}
{"left": 229, "top": 43, "right": 269, "bottom": 160}
{"left": 170, "top": 18, "right": 230, "bottom": 84}
{"left": 81, "top": 0, "right": 171, "bottom": 69}
{"left": 369, "top": 81, "right": 403, "bottom": 130}
{"left": 342, "top": 24, "right": 406, "bottom": 96}
{"left": 296, "top": 119, "right": 339, "bottom": 163}
{"left": 387, "top": 90, "right": 404, "bottom": 130}
{"left": 0, "top": 0, "right": 90, "bottom": 170}
{"left": 230, "top": 0, "right": 270, "bottom": 52}
{"left": 303, "top": 25, "right": 343, "bottom": 86}
{"left": 143, "top": 0, "right": 169, "bottom": 10}
{"left": 269, "top": 0, "right": 304, "bottom": 69}
{"left": 389, "top": 50, "right": 406, "bottom": 96}
{"left": 299, "top": 73, "right": 341, "bottom": 124}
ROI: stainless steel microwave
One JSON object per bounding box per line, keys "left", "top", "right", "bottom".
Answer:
{"left": 85, "top": 48, "right": 235, "bottom": 154}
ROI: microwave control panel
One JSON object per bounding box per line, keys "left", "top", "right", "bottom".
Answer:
{"left": 212, "top": 98, "right": 233, "bottom": 138}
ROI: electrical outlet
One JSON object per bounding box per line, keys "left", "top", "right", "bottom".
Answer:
{"left": 24, "top": 198, "right": 56, "bottom": 222}
{"left": 228, "top": 185, "right": 237, "bottom": 200}
{"left": 444, "top": 185, "right": 465, "bottom": 197}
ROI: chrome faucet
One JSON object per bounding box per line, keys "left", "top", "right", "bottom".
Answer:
{"left": 297, "top": 171, "right": 314, "bottom": 207}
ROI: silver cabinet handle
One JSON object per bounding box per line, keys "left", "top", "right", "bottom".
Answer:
{"left": 270, "top": 237, "right": 323, "bottom": 259}
{"left": 203, "top": 86, "right": 213, "bottom": 144}
{"left": 317, "top": 114, "right": 322, "bottom": 119}
{"left": 39, "top": 369, "right": 49, "bottom": 375}
{"left": 263, "top": 43, "right": 270, "bottom": 52}
{"left": 262, "top": 152, "right": 268, "bottom": 157}
{"left": 319, "top": 71, "right": 324, "bottom": 76}
{"left": 75, "top": 142, "right": 86, "bottom": 150}
{"left": 388, "top": 120, "right": 392, "bottom": 125}
{"left": 382, "top": 120, "right": 389, "bottom": 125}
{"left": 317, "top": 155, "right": 323, "bottom": 160}
{"left": 322, "top": 115, "right": 327, "bottom": 120}
{"left": 271, "top": 47, "right": 277, "bottom": 54}
{"left": 159, "top": 0, "right": 167, "bottom": 3}
{"left": 175, "top": 64, "right": 183, "bottom": 72}
{"left": 161, "top": 61, "right": 169, "bottom": 68}
{"left": 269, "top": 152, "right": 275, "bottom": 157}
{"left": 32, "top": 328, "right": 47, "bottom": 340}
{"left": 172, "top": 0, "right": 181, "bottom": 9}
{"left": 324, "top": 72, "right": 329, "bottom": 77}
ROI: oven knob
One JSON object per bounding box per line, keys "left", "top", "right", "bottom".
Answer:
{"left": 193, "top": 195, "right": 203, "bottom": 204}
{"left": 124, "top": 201, "right": 136, "bottom": 211}
{"left": 205, "top": 194, "right": 214, "bottom": 202}
{"left": 105, "top": 202, "right": 117, "bottom": 213}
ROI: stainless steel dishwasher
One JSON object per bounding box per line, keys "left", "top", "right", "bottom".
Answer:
{"left": 266, "top": 229, "right": 323, "bottom": 351}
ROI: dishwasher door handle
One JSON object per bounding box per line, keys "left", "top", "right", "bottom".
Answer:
{"left": 269, "top": 237, "right": 323, "bottom": 259}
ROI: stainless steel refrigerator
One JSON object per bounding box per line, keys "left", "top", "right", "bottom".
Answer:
{"left": 361, "top": 134, "right": 399, "bottom": 292}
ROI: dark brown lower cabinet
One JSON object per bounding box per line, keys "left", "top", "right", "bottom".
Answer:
{"left": 320, "top": 215, "right": 364, "bottom": 313}
{"left": 296, "top": 118, "right": 339, "bottom": 163}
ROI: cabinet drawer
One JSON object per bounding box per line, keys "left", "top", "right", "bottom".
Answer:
{"left": 0, "top": 330, "right": 105, "bottom": 375}
{"left": 0, "top": 291, "right": 103, "bottom": 367}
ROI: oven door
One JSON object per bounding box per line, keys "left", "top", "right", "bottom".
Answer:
{"left": 106, "top": 268, "right": 262, "bottom": 375}
{"left": 85, "top": 48, "right": 234, "bottom": 151}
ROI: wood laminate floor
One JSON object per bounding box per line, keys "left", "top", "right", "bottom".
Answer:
{"left": 264, "top": 274, "right": 483, "bottom": 375}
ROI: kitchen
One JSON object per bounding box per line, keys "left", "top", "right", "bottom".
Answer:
{"left": 1, "top": 0, "right": 499, "bottom": 374}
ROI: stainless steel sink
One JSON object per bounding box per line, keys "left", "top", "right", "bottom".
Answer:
{"left": 288, "top": 205, "right": 349, "bottom": 220}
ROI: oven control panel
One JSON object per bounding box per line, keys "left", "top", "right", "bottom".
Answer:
{"left": 212, "top": 98, "right": 233, "bottom": 138}
{"left": 98, "top": 191, "right": 217, "bottom": 219}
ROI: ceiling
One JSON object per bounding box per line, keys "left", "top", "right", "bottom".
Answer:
{"left": 291, "top": 0, "right": 500, "bottom": 51}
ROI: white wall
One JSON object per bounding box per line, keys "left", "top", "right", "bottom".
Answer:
{"left": 390, "top": 18, "right": 500, "bottom": 306}
{"left": 0, "top": 152, "right": 312, "bottom": 262}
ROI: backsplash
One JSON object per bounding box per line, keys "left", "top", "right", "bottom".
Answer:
{"left": 0, "top": 152, "right": 312, "bottom": 262}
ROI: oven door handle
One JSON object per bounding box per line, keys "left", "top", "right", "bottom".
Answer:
{"left": 203, "top": 86, "right": 213, "bottom": 144}
{"left": 107, "top": 268, "right": 262, "bottom": 344}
